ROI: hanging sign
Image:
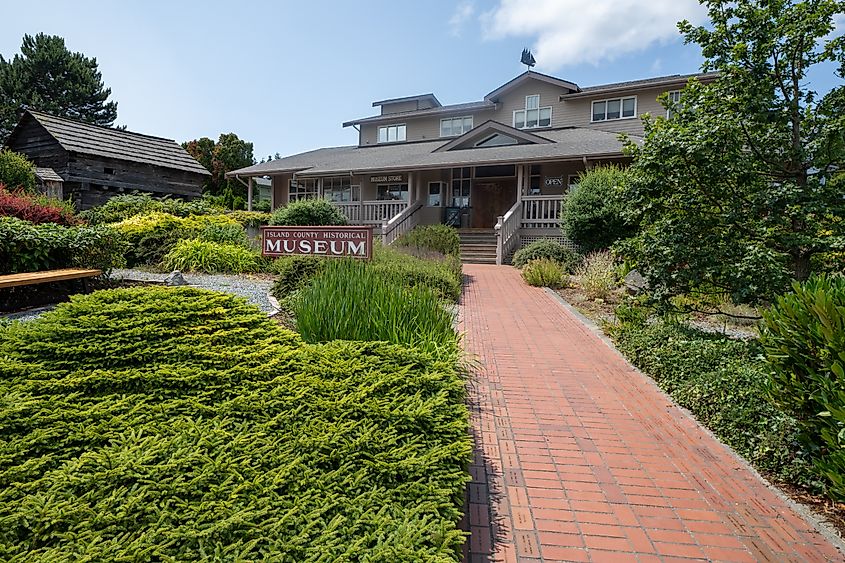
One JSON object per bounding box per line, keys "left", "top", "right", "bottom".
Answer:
{"left": 370, "top": 174, "right": 404, "bottom": 183}
{"left": 544, "top": 176, "right": 564, "bottom": 187}
{"left": 261, "top": 226, "right": 373, "bottom": 259}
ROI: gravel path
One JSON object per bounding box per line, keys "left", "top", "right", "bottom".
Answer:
{"left": 112, "top": 269, "right": 277, "bottom": 314}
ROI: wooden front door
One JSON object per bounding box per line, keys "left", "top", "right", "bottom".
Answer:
{"left": 470, "top": 179, "right": 517, "bottom": 228}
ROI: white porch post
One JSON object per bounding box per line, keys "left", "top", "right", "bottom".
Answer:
{"left": 247, "top": 177, "right": 253, "bottom": 211}
{"left": 408, "top": 172, "right": 414, "bottom": 207}
{"left": 516, "top": 165, "right": 524, "bottom": 202}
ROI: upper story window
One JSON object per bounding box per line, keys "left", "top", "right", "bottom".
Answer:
{"left": 514, "top": 94, "right": 552, "bottom": 129}
{"left": 378, "top": 124, "right": 406, "bottom": 143}
{"left": 666, "top": 90, "right": 682, "bottom": 118}
{"left": 592, "top": 96, "right": 637, "bottom": 122}
{"left": 440, "top": 116, "right": 473, "bottom": 137}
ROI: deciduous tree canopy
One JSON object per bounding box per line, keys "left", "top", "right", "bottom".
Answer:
{"left": 620, "top": 0, "right": 845, "bottom": 305}
{"left": 183, "top": 133, "right": 255, "bottom": 208}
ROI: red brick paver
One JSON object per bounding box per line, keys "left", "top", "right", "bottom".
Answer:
{"left": 459, "top": 265, "right": 842, "bottom": 562}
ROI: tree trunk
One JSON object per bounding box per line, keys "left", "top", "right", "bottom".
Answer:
{"left": 791, "top": 251, "right": 812, "bottom": 281}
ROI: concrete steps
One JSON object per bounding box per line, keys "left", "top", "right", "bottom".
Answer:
{"left": 459, "top": 229, "right": 497, "bottom": 264}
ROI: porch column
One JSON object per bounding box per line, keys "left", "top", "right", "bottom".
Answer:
{"left": 408, "top": 172, "right": 414, "bottom": 207}
{"left": 516, "top": 165, "right": 524, "bottom": 202}
{"left": 247, "top": 177, "right": 253, "bottom": 211}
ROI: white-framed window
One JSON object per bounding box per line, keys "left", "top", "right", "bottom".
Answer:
{"left": 440, "top": 116, "right": 473, "bottom": 137}
{"left": 567, "top": 174, "right": 580, "bottom": 193}
{"left": 513, "top": 94, "right": 552, "bottom": 129}
{"left": 378, "top": 124, "right": 406, "bottom": 143}
{"left": 377, "top": 184, "right": 408, "bottom": 201}
{"left": 288, "top": 178, "right": 319, "bottom": 202}
{"left": 451, "top": 167, "right": 471, "bottom": 207}
{"left": 323, "top": 176, "right": 359, "bottom": 202}
{"left": 666, "top": 90, "right": 682, "bottom": 118}
{"left": 427, "top": 182, "right": 444, "bottom": 206}
{"left": 591, "top": 96, "right": 637, "bottom": 122}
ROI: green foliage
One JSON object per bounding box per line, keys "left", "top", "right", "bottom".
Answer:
{"left": 607, "top": 319, "right": 812, "bottom": 487}
{"left": 162, "top": 239, "right": 259, "bottom": 274}
{"left": 270, "top": 255, "right": 326, "bottom": 298}
{"left": 295, "top": 259, "right": 458, "bottom": 354}
{"left": 575, "top": 250, "right": 617, "bottom": 300}
{"left": 760, "top": 275, "right": 845, "bottom": 500}
{"left": 0, "top": 149, "right": 36, "bottom": 192}
{"left": 182, "top": 134, "right": 256, "bottom": 201}
{"left": 372, "top": 245, "right": 462, "bottom": 303}
{"left": 512, "top": 239, "right": 580, "bottom": 272}
{"left": 562, "top": 165, "right": 635, "bottom": 253}
{"left": 270, "top": 198, "right": 348, "bottom": 226}
{"left": 0, "top": 33, "right": 117, "bottom": 139}
{"left": 0, "top": 217, "right": 126, "bottom": 274}
{"left": 228, "top": 210, "right": 272, "bottom": 228}
{"left": 395, "top": 225, "right": 460, "bottom": 257}
{"left": 620, "top": 0, "right": 845, "bottom": 305}
{"left": 80, "top": 193, "right": 222, "bottom": 225}
{"left": 0, "top": 287, "right": 470, "bottom": 560}
{"left": 521, "top": 259, "right": 565, "bottom": 288}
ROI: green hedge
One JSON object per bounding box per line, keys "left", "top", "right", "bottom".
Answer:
{"left": 0, "top": 217, "right": 127, "bottom": 275}
{"left": 0, "top": 287, "right": 471, "bottom": 560}
{"left": 270, "top": 198, "right": 348, "bottom": 226}
{"left": 0, "top": 149, "right": 36, "bottom": 192}
{"left": 395, "top": 225, "right": 460, "bottom": 257}
{"left": 606, "top": 318, "right": 812, "bottom": 487}
{"left": 81, "top": 193, "right": 222, "bottom": 225}
{"left": 371, "top": 246, "right": 462, "bottom": 303}
{"left": 761, "top": 275, "right": 845, "bottom": 500}
{"left": 512, "top": 239, "right": 579, "bottom": 272}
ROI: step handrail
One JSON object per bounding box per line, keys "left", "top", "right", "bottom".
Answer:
{"left": 494, "top": 200, "right": 522, "bottom": 265}
{"left": 382, "top": 201, "right": 424, "bottom": 245}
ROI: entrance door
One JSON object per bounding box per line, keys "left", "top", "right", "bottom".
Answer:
{"left": 470, "top": 179, "right": 517, "bottom": 228}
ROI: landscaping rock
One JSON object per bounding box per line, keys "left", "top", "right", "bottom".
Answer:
{"left": 624, "top": 269, "right": 647, "bottom": 294}
{"left": 164, "top": 270, "right": 188, "bottom": 286}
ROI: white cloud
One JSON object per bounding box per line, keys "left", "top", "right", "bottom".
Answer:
{"left": 449, "top": 1, "right": 476, "bottom": 37}
{"left": 481, "top": 0, "right": 708, "bottom": 69}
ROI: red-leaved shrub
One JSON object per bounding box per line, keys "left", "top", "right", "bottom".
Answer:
{"left": 0, "top": 185, "right": 80, "bottom": 226}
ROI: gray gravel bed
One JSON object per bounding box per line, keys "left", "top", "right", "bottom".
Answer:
{"left": 111, "top": 269, "right": 277, "bottom": 314}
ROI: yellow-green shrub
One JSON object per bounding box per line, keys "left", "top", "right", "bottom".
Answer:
{"left": 162, "top": 239, "right": 260, "bottom": 274}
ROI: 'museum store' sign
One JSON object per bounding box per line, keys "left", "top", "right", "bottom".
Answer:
{"left": 261, "top": 226, "right": 373, "bottom": 259}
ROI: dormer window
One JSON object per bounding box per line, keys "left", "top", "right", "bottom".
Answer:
{"left": 513, "top": 95, "right": 552, "bottom": 129}
{"left": 378, "top": 124, "right": 406, "bottom": 143}
{"left": 440, "top": 116, "right": 473, "bottom": 137}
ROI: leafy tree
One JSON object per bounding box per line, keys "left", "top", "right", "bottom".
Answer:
{"left": 183, "top": 133, "right": 255, "bottom": 208}
{"left": 561, "top": 165, "right": 636, "bottom": 253}
{"left": 0, "top": 148, "right": 36, "bottom": 191}
{"left": 620, "top": 0, "right": 845, "bottom": 305}
{"left": 0, "top": 33, "right": 117, "bottom": 140}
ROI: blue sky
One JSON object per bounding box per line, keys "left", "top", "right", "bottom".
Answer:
{"left": 3, "top": 0, "right": 842, "bottom": 159}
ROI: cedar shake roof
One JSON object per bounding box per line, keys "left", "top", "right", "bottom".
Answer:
{"left": 228, "top": 127, "right": 637, "bottom": 178}
{"left": 34, "top": 167, "right": 64, "bottom": 182}
{"left": 15, "top": 110, "right": 210, "bottom": 175}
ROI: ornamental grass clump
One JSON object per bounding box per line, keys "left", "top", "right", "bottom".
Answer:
{"left": 0, "top": 286, "right": 471, "bottom": 560}
{"left": 521, "top": 258, "right": 565, "bottom": 288}
{"left": 295, "top": 259, "right": 458, "bottom": 353}
{"left": 162, "top": 238, "right": 259, "bottom": 274}
{"left": 576, "top": 250, "right": 618, "bottom": 300}
{"left": 395, "top": 224, "right": 460, "bottom": 257}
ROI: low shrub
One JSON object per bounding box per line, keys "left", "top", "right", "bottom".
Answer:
{"left": 761, "top": 275, "right": 845, "bottom": 500}
{"left": 512, "top": 239, "right": 580, "bottom": 271}
{"left": 296, "top": 259, "right": 458, "bottom": 353}
{"left": 228, "top": 210, "right": 272, "bottom": 228}
{"left": 270, "top": 198, "right": 348, "bottom": 226}
{"left": 0, "top": 149, "right": 36, "bottom": 192}
{"left": 0, "top": 287, "right": 470, "bottom": 560}
{"left": 561, "top": 164, "right": 636, "bottom": 253}
{"left": 576, "top": 250, "right": 617, "bottom": 300}
{"left": 0, "top": 217, "right": 127, "bottom": 274}
{"left": 270, "top": 255, "right": 326, "bottom": 299}
{"left": 162, "top": 239, "right": 260, "bottom": 274}
{"left": 0, "top": 185, "right": 79, "bottom": 225}
{"left": 372, "top": 245, "right": 462, "bottom": 303}
{"left": 606, "top": 319, "right": 812, "bottom": 487}
{"left": 81, "top": 193, "right": 222, "bottom": 225}
{"left": 395, "top": 224, "right": 460, "bottom": 257}
{"left": 521, "top": 259, "right": 565, "bottom": 288}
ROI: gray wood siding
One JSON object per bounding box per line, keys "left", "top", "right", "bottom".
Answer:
{"left": 360, "top": 109, "right": 495, "bottom": 146}
{"left": 6, "top": 118, "right": 69, "bottom": 176}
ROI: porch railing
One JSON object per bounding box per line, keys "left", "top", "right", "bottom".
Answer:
{"left": 522, "top": 195, "right": 565, "bottom": 229}
{"left": 336, "top": 200, "right": 408, "bottom": 225}
{"left": 495, "top": 200, "right": 522, "bottom": 266}
{"left": 382, "top": 201, "right": 424, "bottom": 246}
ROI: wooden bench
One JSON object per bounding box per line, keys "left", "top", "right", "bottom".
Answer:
{"left": 0, "top": 268, "right": 103, "bottom": 292}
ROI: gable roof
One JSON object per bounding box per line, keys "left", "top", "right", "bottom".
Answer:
{"left": 485, "top": 71, "right": 580, "bottom": 101}
{"left": 228, "top": 127, "right": 634, "bottom": 178}
{"left": 372, "top": 93, "right": 441, "bottom": 108}
{"left": 9, "top": 110, "right": 210, "bottom": 175}
{"left": 342, "top": 100, "right": 496, "bottom": 127}
{"left": 433, "top": 120, "right": 553, "bottom": 152}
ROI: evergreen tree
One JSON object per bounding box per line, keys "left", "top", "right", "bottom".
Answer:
{"left": 0, "top": 33, "right": 118, "bottom": 140}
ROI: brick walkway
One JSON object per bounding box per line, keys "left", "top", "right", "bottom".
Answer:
{"left": 459, "top": 265, "right": 842, "bottom": 563}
